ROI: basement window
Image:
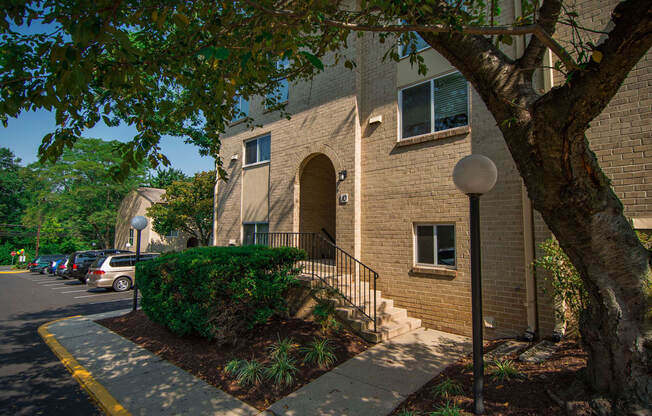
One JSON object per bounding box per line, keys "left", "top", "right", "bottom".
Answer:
{"left": 243, "top": 222, "right": 269, "bottom": 245}
{"left": 414, "top": 224, "right": 456, "bottom": 267}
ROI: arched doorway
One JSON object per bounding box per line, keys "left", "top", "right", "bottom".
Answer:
{"left": 186, "top": 237, "right": 199, "bottom": 248}
{"left": 299, "top": 154, "right": 336, "bottom": 246}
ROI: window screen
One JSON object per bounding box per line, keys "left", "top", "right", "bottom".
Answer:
{"left": 434, "top": 73, "right": 468, "bottom": 132}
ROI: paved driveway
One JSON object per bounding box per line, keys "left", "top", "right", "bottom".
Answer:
{"left": 0, "top": 266, "right": 137, "bottom": 415}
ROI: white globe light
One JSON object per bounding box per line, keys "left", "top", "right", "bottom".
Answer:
{"left": 130, "top": 215, "right": 149, "bottom": 231}
{"left": 452, "top": 154, "right": 498, "bottom": 195}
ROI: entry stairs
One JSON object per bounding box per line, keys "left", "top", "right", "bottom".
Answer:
{"left": 299, "top": 260, "right": 421, "bottom": 343}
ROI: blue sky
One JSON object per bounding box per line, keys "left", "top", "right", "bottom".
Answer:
{"left": 1, "top": 20, "right": 216, "bottom": 175}
{"left": 1, "top": 112, "right": 216, "bottom": 175}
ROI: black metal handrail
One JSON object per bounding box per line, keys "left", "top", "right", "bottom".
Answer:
{"left": 253, "top": 232, "right": 378, "bottom": 332}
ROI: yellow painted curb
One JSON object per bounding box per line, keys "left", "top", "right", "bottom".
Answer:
{"left": 38, "top": 316, "right": 132, "bottom": 416}
{"left": 0, "top": 270, "right": 29, "bottom": 274}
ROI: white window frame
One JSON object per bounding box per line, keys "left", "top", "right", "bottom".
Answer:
{"left": 242, "top": 222, "right": 269, "bottom": 245}
{"left": 165, "top": 230, "right": 179, "bottom": 238}
{"left": 243, "top": 134, "right": 271, "bottom": 167}
{"left": 397, "top": 71, "right": 470, "bottom": 141}
{"left": 413, "top": 223, "right": 456, "bottom": 269}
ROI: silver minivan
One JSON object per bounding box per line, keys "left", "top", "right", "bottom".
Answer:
{"left": 86, "top": 253, "right": 159, "bottom": 292}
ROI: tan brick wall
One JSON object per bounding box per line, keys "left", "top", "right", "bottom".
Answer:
{"left": 214, "top": 0, "right": 649, "bottom": 339}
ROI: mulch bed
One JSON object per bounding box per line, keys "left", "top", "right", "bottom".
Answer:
{"left": 390, "top": 339, "right": 589, "bottom": 415}
{"left": 97, "top": 311, "right": 370, "bottom": 410}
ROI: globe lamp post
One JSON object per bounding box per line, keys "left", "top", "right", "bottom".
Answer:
{"left": 130, "top": 216, "right": 148, "bottom": 312}
{"left": 452, "top": 154, "right": 498, "bottom": 415}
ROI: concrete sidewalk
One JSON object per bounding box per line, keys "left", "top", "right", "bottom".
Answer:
{"left": 41, "top": 311, "right": 470, "bottom": 416}
{"left": 267, "top": 328, "right": 471, "bottom": 416}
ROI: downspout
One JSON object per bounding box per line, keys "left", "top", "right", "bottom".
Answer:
{"left": 514, "top": 0, "right": 539, "bottom": 340}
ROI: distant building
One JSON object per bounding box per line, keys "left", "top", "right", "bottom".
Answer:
{"left": 115, "top": 187, "right": 193, "bottom": 252}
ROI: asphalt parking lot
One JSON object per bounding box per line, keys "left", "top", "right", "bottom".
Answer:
{"left": 0, "top": 267, "right": 138, "bottom": 416}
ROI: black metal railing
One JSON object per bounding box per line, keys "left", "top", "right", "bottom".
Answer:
{"left": 253, "top": 232, "right": 378, "bottom": 332}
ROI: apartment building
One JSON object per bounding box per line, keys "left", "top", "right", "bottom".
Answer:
{"left": 213, "top": 0, "right": 651, "bottom": 339}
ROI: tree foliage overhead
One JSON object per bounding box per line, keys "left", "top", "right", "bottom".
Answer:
{"left": 147, "top": 167, "right": 189, "bottom": 189}
{"left": 146, "top": 170, "right": 215, "bottom": 246}
{"left": 2, "top": 0, "right": 651, "bottom": 410}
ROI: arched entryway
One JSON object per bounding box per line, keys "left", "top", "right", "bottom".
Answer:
{"left": 186, "top": 237, "right": 199, "bottom": 248}
{"left": 299, "top": 153, "right": 336, "bottom": 245}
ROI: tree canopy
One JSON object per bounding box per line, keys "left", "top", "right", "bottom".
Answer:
{"left": 146, "top": 170, "right": 215, "bottom": 246}
{"left": 2, "top": 0, "right": 651, "bottom": 410}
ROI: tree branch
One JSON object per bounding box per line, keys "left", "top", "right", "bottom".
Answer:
{"left": 520, "top": 0, "right": 563, "bottom": 71}
{"left": 538, "top": 0, "right": 652, "bottom": 134}
{"left": 244, "top": 0, "right": 578, "bottom": 69}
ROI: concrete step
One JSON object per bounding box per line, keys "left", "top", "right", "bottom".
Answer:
{"left": 360, "top": 317, "right": 422, "bottom": 343}
{"left": 327, "top": 296, "right": 394, "bottom": 313}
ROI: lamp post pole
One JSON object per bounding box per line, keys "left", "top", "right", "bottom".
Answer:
{"left": 469, "top": 193, "right": 484, "bottom": 415}
{"left": 452, "top": 154, "right": 497, "bottom": 416}
{"left": 130, "top": 216, "right": 148, "bottom": 312}
{"left": 133, "top": 228, "right": 141, "bottom": 312}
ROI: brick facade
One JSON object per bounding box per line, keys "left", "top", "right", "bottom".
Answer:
{"left": 214, "top": 0, "right": 650, "bottom": 339}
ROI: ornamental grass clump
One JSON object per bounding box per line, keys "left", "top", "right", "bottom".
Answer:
{"left": 301, "top": 337, "right": 337, "bottom": 369}
{"left": 235, "top": 359, "right": 265, "bottom": 387}
{"left": 265, "top": 354, "right": 299, "bottom": 388}
{"left": 268, "top": 335, "right": 297, "bottom": 359}
{"left": 431, "top": 378, "right": 464, "bottom": 399}
{"left": 490, "top": 359, "right": 522, "bottom": 382}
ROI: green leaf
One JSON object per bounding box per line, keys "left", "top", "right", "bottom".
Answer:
{"left": 299, "top": 51, "right": 323, "bottom": 70}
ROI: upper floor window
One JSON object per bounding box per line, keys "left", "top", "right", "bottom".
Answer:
{"left": 399, "top": 32, "right": 430, "bottom": 58}
{"left": 265, "top": 59, "right": 290, "bottom": 108}
{"left": 399, "top": 71, "right": 468, "bottom": 140}
{"left": 232, "top": 95, "right": 249, "bottom": 122}
{"left": 128, "top": 229, "right": 134, "bottom": 246}
{"left": 165, "top": 230, "right": 179, "bottom": 238}
{"left": 414, "top": 224, "right": 456, "bottom": 267}
{"left": 244, "top": 135, "right": 271, "bottom": 166}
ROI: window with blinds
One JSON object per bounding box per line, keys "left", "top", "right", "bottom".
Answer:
{"left": 399, "top": 72, "right": 469, "bottom": 140}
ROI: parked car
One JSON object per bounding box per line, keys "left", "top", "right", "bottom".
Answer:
{"left": 86, "top": 252, "right": 159, "bottom": 292}
{"left": 28, "top": 255, "right": 64, "bottom": 274}
{"left": 55, "top": 258, "right": 69, "bottom": 277}
{"left": 46, "top": 256, "right": 68, "bottom": 275}
{"left": 66, "top": 249, "right": 131, "bottom": 283}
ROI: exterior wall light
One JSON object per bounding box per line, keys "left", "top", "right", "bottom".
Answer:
{"left": 130, "top": 215, "right": 148, "bottom": 312}
{"left": 452, "top": 154, "right": 497, "bottom": 415}
{"left": 338, "top": 170, "right": 347, "bottom": 181}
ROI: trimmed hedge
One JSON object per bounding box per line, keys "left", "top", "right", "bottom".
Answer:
{"left": 137, "top": 245, "right": 306, "bottom": 343}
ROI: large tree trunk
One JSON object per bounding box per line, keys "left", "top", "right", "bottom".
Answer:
{"left": 519, "top": 126, "right": 652, "bottom": 411}
{"left": 418, "top": 0, "right": 652, "bottom": 408}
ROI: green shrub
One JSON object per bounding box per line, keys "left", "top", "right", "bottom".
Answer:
{"left": 533, "top": 238, "right": 589, "bottom": 324}
{"left": 301, "top": 337, "right": 337, "bottom": 369}
{"left": 396, "top": 410, "right": 420, "bottom": 416}
{"left": 137, "top": 245, "right": 306, "bottom": 343}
